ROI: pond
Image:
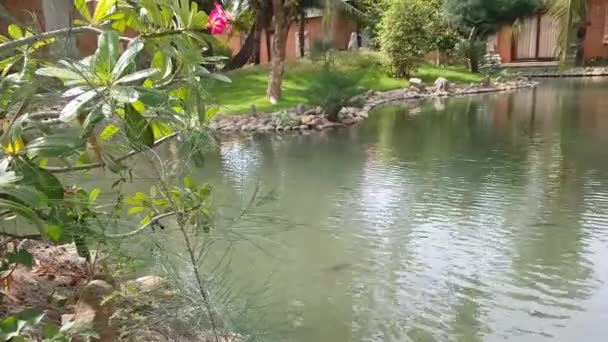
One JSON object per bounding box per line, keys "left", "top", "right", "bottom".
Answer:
{"left": 125, "top": 78, "right": 608, "bottom": 341}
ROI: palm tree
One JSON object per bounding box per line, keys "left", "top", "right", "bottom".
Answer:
{"left": 546, "top": 0, "right": 587, "bottom": 64}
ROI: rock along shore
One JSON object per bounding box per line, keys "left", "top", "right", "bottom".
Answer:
{"left": 210, "top": 77, "right": 538, "bottom": 135}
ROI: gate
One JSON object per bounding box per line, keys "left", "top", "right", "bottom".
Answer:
{"left": 514, "top": 14, "right": 560, "bottom": 61}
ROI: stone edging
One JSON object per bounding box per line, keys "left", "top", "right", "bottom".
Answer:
{"left": 522, "top": 67, "right": 608, "bottom": 78}
{"left": 210, "top": 78, "right": 538, "bottom": 135}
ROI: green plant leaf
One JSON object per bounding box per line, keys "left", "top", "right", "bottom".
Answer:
{"left": 89, "top": 188, "right": 101, "bottom": 202}
{"left": 111, "top": 39, "right": 144, "bottom": 80}
{"left": 94, "top": 31, "right": 120, "bottom": 77}
{"left": 116, "top": 68, "right": 159, "bottom": 84}
{"left": 124, "top": 104, "right": 154, "bottom": 150}
{"left": 0, "top": 198, "right": 44, "bottom": 232}
{"left": 100, "top": 124, "right": 120, "bottom": 141}
{"left": 7, "top": 249, "right": 33, "bottom": 267}
{"left": 26, "top": 135, "right": 85, "bottom": 159}
{"left": 62, "top": 86, "right": 91, "bottom": 98}
{"left": 184, "top": 176, "right": 194, "bottom": 188}
{"left": 74, "top": 0, "right": 92, "bottom": 22}
{"left": 60, "top": 90, "right": 98, "bottom": 122}
{"left": 14, "top": 157, "right": 64, "bottom": 201}
{"left": 42, "top": 323, "right": 60, "bottom": 338}
{"left": 7, "top": 24, "right": 23, "bottom": 39}
{"left": 36, "top": 66, "right": 84, "bottom": 81}
{"left": 136, "top": 87, "right": 169, "bottom": 107}
{"left": 93, "top": 0, "right": 115, "bottom": 23}
{"left": 127, "top": 206, "right": 145, "bottom": 215}
{"left": 47, "top": 224, "right": 63, "bottom": 242}
{"left": 151, "top": 121, "right": 173, "bottom": 139}
{"left": 110, "top": 86, "right": 139, "bottom": 103}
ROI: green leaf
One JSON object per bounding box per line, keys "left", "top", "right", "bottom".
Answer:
{"left": 110, "top": 86, "right": 139, "bottom": 103}
{"left": 0, "top": 185, "right": 45, "bottom": 208}
{"left": 7, "top": 250, "right": 33, "bottom": 267}
{"left": 26, "top": 135, "right": 85, "bottom": 159}
{"left": 36, "top": 66, "right": 84, "bottom": 81}
{"left": 136, "top": 87, "right": 169, "bottom": 107}
{"left": 94, "top": 31, "right": 120, "bottom": 76}
{"left": 93, "top": 0, "right": 115, "bottom": 23}
{"left": 100, "top": 124, "right": 120, "bottom": 141}
{"left": 60, "top": 90, "right": 98, "bottom": 122}
{"left": 0, "top": 198, "right": 44, "bottom": 232}
{"left": 115, "top": 68, "right": 159, "bottom": 84}
{"left": 184, "top": 176, "right": 194, "bottom": 188}
{"left": 62, "top": 86, "right": 91, "bottom": 98}
{"left": 14, "top": 157, "right": 64, "bottom": 201}
{"left": 127, "top": 206, "right": 145, "bottom": 215}
{"left": 111, "top": 39, "right": 144, "bottom": 80}
{"left": 206, "top": 73, "right": 231, "bottom": 83}
{"left": 47, "top": 224, "right": 63, "bottom": 242}
{"left": 89, "top": 188, "right": 101, "bottom": 202}
{"left": 151, "top": 121, "right": 173, "bottom": 139}
{"left": 7, "top": 24, "right": 23, "bottom": 39}
{"left": 42, "top": 323, "right": 60, "bottom": 338}
{"left": 74, "top": 0, "right": 92, "bottom": 22}
{"left": 124, "top": 104, "right": 154, "bottom": 150}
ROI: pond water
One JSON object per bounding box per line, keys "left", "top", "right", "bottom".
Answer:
{"left": 131, "top": 79, "right": 608, "bottom": 341}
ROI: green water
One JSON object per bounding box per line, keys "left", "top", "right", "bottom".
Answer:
{"left": 132, "top": 79, "right": 608, "bottom": 341}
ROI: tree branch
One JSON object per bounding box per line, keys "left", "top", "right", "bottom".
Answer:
{"left": 44, "top": 132, "right": 178, "bottom": 174}
{"left": 103, "top": 211, "right": 177, "bottom": 239}
{"left": 0, "top": 231, "right": 43, "bottom": 240}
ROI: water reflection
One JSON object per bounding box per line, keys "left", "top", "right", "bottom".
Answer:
{"left": 133, "top": 79, "right": 608, "bottom": 341}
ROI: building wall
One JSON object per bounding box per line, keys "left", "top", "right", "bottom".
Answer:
{"left": 0, "top": 0, "right": 44, "bottom": 36}
{"left": 584, "top": 0, "right": 608, "bottom": 59}
{"left": 498, "top": 25, "right": 513, "bottom": 63}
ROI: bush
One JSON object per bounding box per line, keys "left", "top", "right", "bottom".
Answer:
{"left": 455, "top": 38, "right": 486, "bottom": 73}
{"left": 378, "top": 0, "right": 435, "bottom": 77}
{"left": 304, "top": 65, "right": 365, "bottom": 122}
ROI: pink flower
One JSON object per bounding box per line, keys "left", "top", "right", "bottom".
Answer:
{"left": 208, "top": 3, "right": 232, "bottom": 35}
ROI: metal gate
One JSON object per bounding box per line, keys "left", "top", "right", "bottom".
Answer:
{"left": 514, "top": 15, "right": 560, "bottom": 60}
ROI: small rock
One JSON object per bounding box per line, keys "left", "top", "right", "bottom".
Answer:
{"left": 353, "top": 116, "right": 365, "bottom": 123}
{"left": 311, "top": 118, "right": 323, "bottom": 126}
{"left": 299, "top": 125, "right": 309, "bottom": 130}
{"left": 342, "top": 117, "right": 356, "bottom": 125}
{"left": 433, "top": 77, "right": 450, "bottom": 92}
{"left": 300, "top": 115, "right": 315, "bottom": 125}
{"left": 409, "top": 78, "right": 425, "bottom": 90}
{"left": 135, "top": 276, "right": 166, "bottom": 292}
{"left": 71, "top": 280, "right": 116, "bottom": 342}
{"left": 408, "top": 86, "right": 421, "bottom": 93}
{"left": 358, "top": 111, "right": 369, "bottom": 119}
{"left": 296, "top": 104, "right": 306, "bottom": 115}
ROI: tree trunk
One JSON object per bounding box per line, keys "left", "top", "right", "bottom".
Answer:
{"left": 298, "top": 10, "right": 306, "bottom": 57}
{"left": 226, "top": 24, "right": 259, "bottom": 70}
{"left": 467, "top": 26, "right": 479, "bottom": 73}
{"left": 266, "top": 0, "right": 290, "bottom": 104}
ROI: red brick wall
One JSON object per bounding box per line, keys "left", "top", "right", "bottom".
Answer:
{"left": 253, "top": 16, "right": 358, "bottom": 64}
{"left": 497, "top": 25, "right": 513, "bottom": 63}
{"left": 584, "top": 0, "right": 608, "bottom": 59}
{"left": 0, "top": 0, "right": 44, "bottom": 36}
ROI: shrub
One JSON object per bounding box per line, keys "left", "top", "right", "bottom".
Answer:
{"left": 304, "top": 65, "right": 365, "bottom": 122}
{"left": 378, "top": 0, "right": 435, "bottom": 77}
{"left": 455, "top": 38, "right": 487, "bottom": 73}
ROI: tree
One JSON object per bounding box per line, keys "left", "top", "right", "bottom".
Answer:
{"left": 546, "top": 0, "right": 587, "bottom": 64}
{"left": 266, "top": 0, "right": 293, "bottom": 104}
{"left": 443, "top": 0, "right": 541, "bottom": 71}
{"left": 0, "top": 0, "right": 233, "bottom": 338}
{"left": 379, "top": 0, "right": 434, "bottom": 77}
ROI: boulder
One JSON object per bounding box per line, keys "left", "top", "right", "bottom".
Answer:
{"left": 71, "top": 280, "right": 116, "bottom": 342}
{"left": 433, "top": 77, "right": 450, "bottom": 92}
{"left": 296, "top": 104, "right": 306, "bottom": 115}
{"left": 300, "top": 115, "right": 316, "bottom": 125}
{"left": 134, "top": 275, "right": 166, "bottom": 292}
{"left": 409, "top": 78, "right": 424, "bottom": 90}
{"left": 310, "top": 118, "right": 323, "bottom": 126}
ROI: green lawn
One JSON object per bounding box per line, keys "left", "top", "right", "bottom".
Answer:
{"left": 208, "top": 52, "right": 483, "bottom": 115}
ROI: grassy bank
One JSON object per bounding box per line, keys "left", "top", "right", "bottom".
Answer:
{"left": 208, "top": 52, "right": 483, "bottom": 115}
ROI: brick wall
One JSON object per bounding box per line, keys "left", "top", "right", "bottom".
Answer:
{"left": 0, "top": 0, "right": 44, "bottom": 36}
{"left": 584, "top": 0, "right": 608, "bottom": 59}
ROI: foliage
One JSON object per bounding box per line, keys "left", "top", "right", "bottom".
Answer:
{"left": 0, "top": 0, "right": 231, "bottom": 338}
{"left": 358, "top": 0, "right": 389, "bottom": 47}
{"left": 0, "top": 308, "right": 98, "bottom": 341}
{"left": 443, "top": 0, "right": 541, "bottom": 34}
{"left": 303, "top": 61, "right": 365, "bottom": 121}
{"left": 455, "top": 38, "right": 487, "bottom": 73}
{"left": 378, "top": 0, "right": 435, "bottom": 77}
{"left": 546, "top": 0, "right": 586, "bottom": 63}
{"left": 208, "top": 52, "right": 483, "bottom": 115}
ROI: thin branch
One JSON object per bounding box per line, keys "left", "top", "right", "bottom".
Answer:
{"left": 44, "top": 132, "right": 178, "bottom": 174}
{"left": 0, "top": 26, "right": 94, "bottom": 55}
{"left": 0, "top": 231, "right": 43, "bottom": 240}
{"left": 103, "top": 211, "right": 177, "bottom": 239}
